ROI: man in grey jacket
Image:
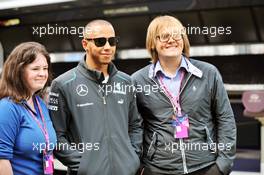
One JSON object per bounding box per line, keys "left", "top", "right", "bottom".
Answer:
{"left": 132, "top": 15, "right": 236, "bottom": 175}
{"left": 49, "top": 19, "right": 142, "bottom": 175}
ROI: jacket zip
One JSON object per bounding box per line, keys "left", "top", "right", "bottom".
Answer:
{"left": 103, "top": 96, "right": 106, "bottom": 104}
{"left": 147, "top": 131, "right": 157, "bottom": 155}
{"left": 150, "top": 73, "right": 192, "bottom": 174}
{"left": 178, "top": 73, "right": 192, "bottom": 174}
{"left": 179, "top": 73, "right": 192, "bottom": 96}
{"left": 102, "top": 84, "right": 113, "bottom": 175}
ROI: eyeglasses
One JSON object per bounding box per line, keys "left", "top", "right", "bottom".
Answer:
{"left": 85, "top": 37, "right": 119, "bottom": 47}
{"left": 156, "top": 33, "right": 182, "bottom": 43}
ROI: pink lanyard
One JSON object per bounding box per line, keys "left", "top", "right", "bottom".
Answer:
{"left": 158, "top": 71, "right": 185, "bottom": 116}
{"left": 26, "top": 97, "right": 50, "bottom": 153}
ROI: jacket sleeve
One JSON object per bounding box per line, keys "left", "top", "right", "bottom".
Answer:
{"left": 128, "top": 83, "right": 143, "bottom": 158}
{"left": 211, "top": 68, "right": 237, "bottom": 175}
{"left": 48, "top": 81, "right": 81, "bottom": 171}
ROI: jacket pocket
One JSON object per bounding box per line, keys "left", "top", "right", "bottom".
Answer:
{"left": 146, "top": 131, "right": 157, "bottom": 160}
{"left": 204, "top": 126, "right": 216, "bottom": 153}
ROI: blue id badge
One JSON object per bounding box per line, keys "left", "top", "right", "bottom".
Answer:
{"left": 172, "top": 113, "right": 189, "bottom": 139}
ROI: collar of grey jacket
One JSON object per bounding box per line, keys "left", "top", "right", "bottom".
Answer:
{"left": 77, "top": 55, "right": 118, "bottom": 83}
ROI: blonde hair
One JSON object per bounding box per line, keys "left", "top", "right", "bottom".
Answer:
{"left": 146, "top": 15, "right": 190, "bottom": 63}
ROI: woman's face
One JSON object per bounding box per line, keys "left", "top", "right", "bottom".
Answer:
{"left": 24, "top": 53, "right": 48, "bottom": 95}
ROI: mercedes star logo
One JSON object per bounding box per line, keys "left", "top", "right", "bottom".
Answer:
{"left": 76, "top": 84, "right": 89, "bottom": 96}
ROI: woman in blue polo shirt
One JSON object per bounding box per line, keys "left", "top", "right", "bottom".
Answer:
{"left": 0, "top": 42, "right": 57, "bottom": 175}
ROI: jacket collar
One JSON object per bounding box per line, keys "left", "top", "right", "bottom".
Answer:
{"left": 148, "top": 56, "right": 203, "bottom": 79}
{"left": 77, "top": 55, "right": 118, "bottom": 83}
{"left": 185, "top": 58, "right": 203, "bottom": 78}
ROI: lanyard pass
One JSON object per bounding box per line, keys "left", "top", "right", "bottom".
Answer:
{"left": 43, "top": 151, "right": 54, "bottom": 174}
{"left": 25, "top": 97, "right": 53, "bottom": 174}
{"left": 172, "top": 113, "right": 189, "bottom": 138}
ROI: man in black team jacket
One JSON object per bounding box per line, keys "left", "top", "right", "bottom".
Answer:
{"left": 49, "top": 19, "right": 142, "bottom": 175}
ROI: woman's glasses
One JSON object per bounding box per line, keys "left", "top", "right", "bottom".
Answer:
{"left": 85, "top": 37, "right": 119, "bottom": 47}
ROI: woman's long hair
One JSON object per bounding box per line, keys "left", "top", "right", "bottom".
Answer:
{"left": 0, "top": 42, "right": 52, "bottom": 102}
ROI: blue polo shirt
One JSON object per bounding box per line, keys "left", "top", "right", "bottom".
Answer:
{"left": 0, "top": 96, "right": 57, "bottom": 175}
